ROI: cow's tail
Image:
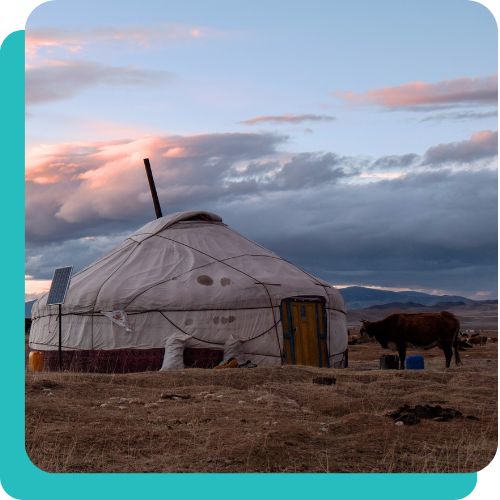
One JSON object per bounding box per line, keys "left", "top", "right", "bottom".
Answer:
{"left": 453, "top": 328, "right": 462, "bottom": 366}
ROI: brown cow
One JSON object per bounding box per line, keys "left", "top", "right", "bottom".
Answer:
{"left": 360, "top": 311, "right": 461, "bottom": 369}
{"left": 469, "top": 335, "right": 488, "bottom": 346}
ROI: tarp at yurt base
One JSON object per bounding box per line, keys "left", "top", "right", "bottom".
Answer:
{"left": 29, "top": 211, "right": 348, "bottom": 372}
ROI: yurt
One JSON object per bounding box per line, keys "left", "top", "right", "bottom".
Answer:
{"left": 29, "top": 211, "right": 348, "bottom": 372}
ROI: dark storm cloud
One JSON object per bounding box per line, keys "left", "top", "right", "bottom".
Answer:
{"left": 226, "top": 168, "right": 497, "bottom": 296}
{"left": 26, "top": 60, "right": 170, "bottom": 105}
{"left": 269, "top": 153, "right": 347, "bottom": 189}
{"left": 233, "top": 153, "right": 350, "bottom": 190}
{"left": 26, "top": 131, "right": 498, "bottom": 296}
{"left": 371, "top": 153, "right": 419, "bottom": 169}
{"left": 26, "top": 234, "right": 128, "bottom": 280}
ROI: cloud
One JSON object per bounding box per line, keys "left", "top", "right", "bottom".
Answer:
{"left": 26, "top": 234, "right": 128, "bottom": 281}
{"left": 371, "top": 153, "right": 419, "bottom": 170}
{"left": 26, "top": 130, "right": 497, "bottom": 245}
{"left": 365, "top": 131, "right": 497, "bottom": 172}
{"left": 27, "top": 166, "right": 497, "bottom": 296}
{"left": 233, "top": 168, "right": 497, "bottom": 297}
{"left": 26, "top": 133, "right": 283, "bottom": 241}
{"left": 333, "top": 75, "right": 498, "bottom": 110}
{"left": 264, "top": 153, "right": 347, "bottom": 189}
{"left": 25, "top": 131, "right": 497, "bottom": 297}
{"left": 423, "top": 130, "right": 498, "bottom": 165}
{"left": 26, "top": 24, "right": 222, "bottom": 59}
{"left": 240, "top": 114, "right": 336, "bottom": 125}
{"left": 25, "top": 133, "right": 360, "bottom": 246}
{"left": 420, "top": 110, "right": 498, "bottom": 122}
{"left": 26, "top": 60, "right": 170, "bottom": 105}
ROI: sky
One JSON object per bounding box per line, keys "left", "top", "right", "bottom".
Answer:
{"left": 25, "top": 0, "right": 498, "bottom": 300}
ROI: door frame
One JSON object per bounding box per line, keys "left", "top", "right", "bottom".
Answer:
{"left": 280, "top": 296, "right": 329, "bottom": 367}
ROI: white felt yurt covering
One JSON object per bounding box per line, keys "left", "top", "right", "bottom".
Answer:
{"left": 30, "top": 211, "right": 348, "bottom": 368}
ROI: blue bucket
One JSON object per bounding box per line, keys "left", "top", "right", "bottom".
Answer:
{"left": 405, "top": 354, "right": 425, "bottom": 370}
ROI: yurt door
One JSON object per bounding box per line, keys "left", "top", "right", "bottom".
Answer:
{"left": 281, "top": 298, "right": 329, "bottom": 367}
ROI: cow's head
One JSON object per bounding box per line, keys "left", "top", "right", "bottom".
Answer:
{"left": 360, "top": 320, "right": 389, "bottom": 347}
{"left": 359, "top": 320, "right": 372, "bottom": 337}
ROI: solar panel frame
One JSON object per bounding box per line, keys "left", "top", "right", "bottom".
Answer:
{"left": 47, "top": 266, "right": 73, "bottom": 305}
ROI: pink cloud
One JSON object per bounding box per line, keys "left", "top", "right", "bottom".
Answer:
{"left": 26, "top": 24, "right": 224, "bottom": 61}
{"left": 423, "top": 130, "right": 497, "bottom": 164}
{"left": 470, "top": 130, "right": 496, "bottom": 143}
{"left": 163, "top": 147, "right": 187, "bottom": 158}
{"left": 25, "top": 278, "right": 52, "bottom": 301}
{"left": 26, "top": 32, "right": 83, "bottom": 58}
{"left": 241, "top": 113, "right": 336, "bottom": 125}
{"left": 26, "top": 136, "right": 176, "bottom": 223}
{"left": 25, "top": 133, "right": 283, "bottom": 226}
{"left": 26, "top": 142, "right": 102, "bottom": 184}
{"left": 333, "top": 75, "right": 498, "bottom": 109}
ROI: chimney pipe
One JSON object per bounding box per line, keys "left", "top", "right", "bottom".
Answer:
{"left": 143, "top": 158, "right": 163, "bottom": 219}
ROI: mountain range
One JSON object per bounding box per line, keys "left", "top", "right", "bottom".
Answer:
{"left": 25, "top": 286, "right": 495, "bottom": 317}
{"left": 338, "top": 286, "right": 489, "bottom": 310}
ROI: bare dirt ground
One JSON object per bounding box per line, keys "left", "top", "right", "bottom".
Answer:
{"left": 26, "top": 319, "right": 497, "bottom": 473}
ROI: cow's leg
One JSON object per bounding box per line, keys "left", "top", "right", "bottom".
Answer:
{"left": 442, "top": 342, "right": 453, "bottom": 368}
{"left": 397, "top": 343, "right": 406, "bottom": 370}
{"left": 453, "top": 332, "right": 462, "bottom": 366}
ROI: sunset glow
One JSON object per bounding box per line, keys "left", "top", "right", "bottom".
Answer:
{"left": 25, "top": 0, "right": 497, "bottom": 301}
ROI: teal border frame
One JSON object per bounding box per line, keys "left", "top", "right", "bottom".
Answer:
{"left": 0, "top": 30, "right": 477, "bottom": 500}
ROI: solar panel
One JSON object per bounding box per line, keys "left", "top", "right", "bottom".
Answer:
{"left": 47, "top": 266, "right": 73, "bottom": 305}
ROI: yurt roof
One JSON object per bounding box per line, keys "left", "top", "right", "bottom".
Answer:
{"left": 33, "top": 210, "right": 345, "bottom": 316}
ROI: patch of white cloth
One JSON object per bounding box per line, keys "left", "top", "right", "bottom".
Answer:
{"left": 101, "top": 310, "right": 132, "bottom": 332}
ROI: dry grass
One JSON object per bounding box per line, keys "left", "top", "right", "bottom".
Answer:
{"left": 26, "top": 334, "right": 497, "bottom": 473}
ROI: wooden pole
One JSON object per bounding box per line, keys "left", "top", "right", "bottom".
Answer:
{"left": 143, "top": 158, "right": 163, "bottom": 219}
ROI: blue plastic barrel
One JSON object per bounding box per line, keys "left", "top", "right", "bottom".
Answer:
{"left": 405, "top": 354, "right": 425, "bottom": 370}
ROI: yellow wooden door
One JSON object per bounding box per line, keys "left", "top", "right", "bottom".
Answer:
{"left": 281, "top": 299, "right": 329, "bottom": 367}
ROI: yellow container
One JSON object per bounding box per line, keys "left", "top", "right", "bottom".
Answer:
{"left": 28, "top": 351, "right": 44, "bottom": 372}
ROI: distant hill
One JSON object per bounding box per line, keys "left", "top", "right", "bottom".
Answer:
{"left": 340, "top": 286, "right": 475, "bottom": 310}
{"left": 367, "top": 301, "right": 427, "bottom": 310}
{"left": 366, "top": 300, "right": 467, "bottom": 311}
{"left": 432, "top": 301, "right": 467, "bottom": 309}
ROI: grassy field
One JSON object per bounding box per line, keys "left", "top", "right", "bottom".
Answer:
{"left": 26, "top": 329, "right": 497, "bottom": 473}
